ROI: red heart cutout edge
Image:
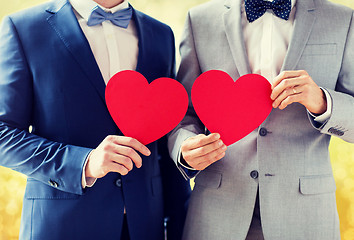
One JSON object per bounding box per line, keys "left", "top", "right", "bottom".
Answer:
{"left": 191, "top": 70, "right": 273, "bottom": 146}
{"left": 105, "top": 70, "right": 189, "bottom": 145}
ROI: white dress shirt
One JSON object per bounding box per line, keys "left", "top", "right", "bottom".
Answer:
{"left": 242, "top": 0, "right": 296, "bottom": 82}
{"left": 69, "top": 0, "right": 138, "bottom": 187}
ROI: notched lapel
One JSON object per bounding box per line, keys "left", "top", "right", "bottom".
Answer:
{"left": 133, "top": 9, "right": 155, "bottom": 82}
{"left": 281, "top": 0, "right": 317, "bottom": 71}
{"left": 133, "top": 10, "right": 149, "bottom": 77}
{"left": 46, "top": 0, "right": 106, "bottom": 103}
{"left": 223, "top": 0, "right": 251, "bottom": 78}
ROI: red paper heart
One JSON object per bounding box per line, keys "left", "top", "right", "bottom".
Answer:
{"left": 105, "top": 70, "right": 188, "bottom": 145}
{"left": 191, "top": 70, "right": 273, "bottom": 146}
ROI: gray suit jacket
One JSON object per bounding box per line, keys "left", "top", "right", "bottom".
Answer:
{"left": 168, "top": 0, "right": 354, "bottom": 239}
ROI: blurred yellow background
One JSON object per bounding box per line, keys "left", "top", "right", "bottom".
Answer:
{"left": 1, "top": 0, "right": 354, "bottom": 239}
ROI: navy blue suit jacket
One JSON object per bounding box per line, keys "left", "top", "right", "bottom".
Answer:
{"left": 0, "top": 0, "right": 190, "bottom": 239}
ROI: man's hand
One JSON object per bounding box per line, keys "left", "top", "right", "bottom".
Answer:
{"left": 181, "top": 133, "right": 227, "bottom": 170}
{"left": 271, "top": 70, "right": 327, "bottom": 114}
{"left": 85, "top": 135, "right": 151, "bottom": 178}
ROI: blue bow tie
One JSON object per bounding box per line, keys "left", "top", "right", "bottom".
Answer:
{"left": 245, "top": 0, "right": 291, "bottom": 23}
{"left": 87, "top": 6, "right": 133, "bottom": 28}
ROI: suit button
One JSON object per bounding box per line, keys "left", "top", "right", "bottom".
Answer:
{"left": 250, "top": 170, "right": 259, "bottom": 179}
{"left": 259, "top": 128, "right": 268, "bottom": 136}
{"left": 115, "top": 179, "right": 122, "bottom": 187}
{"left": 48, "top": 180, "right": 58, "bottom": 188}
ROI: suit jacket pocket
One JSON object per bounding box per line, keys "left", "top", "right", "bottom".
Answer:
{"left": 299, "top": 174, "right": 336, "bottom": 195}
{"left": 302, "top": 43, "right": 337, "bottom": 56}
{"left": 194, "top": 170, "right": 222, "bottom": 189}
{"left": 25, "top": 178, "right": 80, "bottom": 199}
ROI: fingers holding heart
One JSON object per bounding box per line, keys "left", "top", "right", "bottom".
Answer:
{"left": 271, "top": 71, "right": 305, "bottom": 108}
{"left": 271, "top": 85, "right": 305, "bottom": 110}
{"left": 271, "top": 70, "right": 327, "bottom": 114}
{"left": 85, "top": 135, "right": 151, "bottom": 179}
{"left": 181, "top": 133, "right": 227, "bottom": 170}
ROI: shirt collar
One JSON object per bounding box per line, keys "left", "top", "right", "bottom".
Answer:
{"left": 290, "top": 0, "right": 296, "bottom": 9}
{"left": 70, "top": 0, "right": 130, "bottom": 21}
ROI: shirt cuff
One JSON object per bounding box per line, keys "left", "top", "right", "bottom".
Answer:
{"left": 307, "top": 88, "right": 332, "bottom": 124}
{"left": 177, "top": 149, "right": 199, "bottom": 179}
{"left": 177, "top": 152, "right": 196, "bottom": 171}
{"left": 81, "top": 150, "right": 97, "bottom": 188}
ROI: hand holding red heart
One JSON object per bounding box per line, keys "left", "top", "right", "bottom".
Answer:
{"left": 180, "top": 133, "right": 227, "bottom": 170}
{"left": 271, "top": 70, "right": 327, "bottom": 114}
{"left": 105, "top": 70, "right": 189, "bottom": 146}
{"left": 191, "top": 71, "right": 273, "bottom": 146}
{"left": 85, "top": 135, "right": 151, "bottom": 179}
{"left": 99, "top": 70, "right": 188, "bottom": 178}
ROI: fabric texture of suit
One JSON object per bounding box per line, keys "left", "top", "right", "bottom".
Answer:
{"left": 0, "top": 0, "right": 190, "bottom": 239}
{"left": 168, "top": 0, "right": 354, "bottom": 239}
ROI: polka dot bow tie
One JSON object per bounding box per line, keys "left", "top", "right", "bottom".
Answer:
{"left": 245, "top": 0, "right": 292, "bottom": 23}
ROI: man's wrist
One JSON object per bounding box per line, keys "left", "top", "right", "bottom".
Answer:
{"left": 308, "top": 88, "right": 332, "bottom": 123}
{"left": 81, "top": 150, "right": 97, "bottom": 188}
{"left": 178, "top": 155, "right": 195, "bottom": 170}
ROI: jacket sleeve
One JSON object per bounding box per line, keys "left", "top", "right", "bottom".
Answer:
{"left": 167, "top": 11, "right": 204, "bottom": 179}
{"left": 0, "top": 16, "right": 92, "bottom": 195}
{"left": 309, "top": 12, "right": 354, "bottom": 143}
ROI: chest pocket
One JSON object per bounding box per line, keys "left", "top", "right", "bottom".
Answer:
{"left": 302, "top": 43, "right": 337, "bottom": 56}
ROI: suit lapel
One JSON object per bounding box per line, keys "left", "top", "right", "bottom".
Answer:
{"left": 281, "top": 0, "right": 317, "bottom": 71}
{"left": 46, "top": 0, "right": 106, "bottom": 102}
{"left": 223, "top": 0, "right": 251, "bottom": 77}
{"left": 133, "top": 9, "right": 155, "bottom": 82}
